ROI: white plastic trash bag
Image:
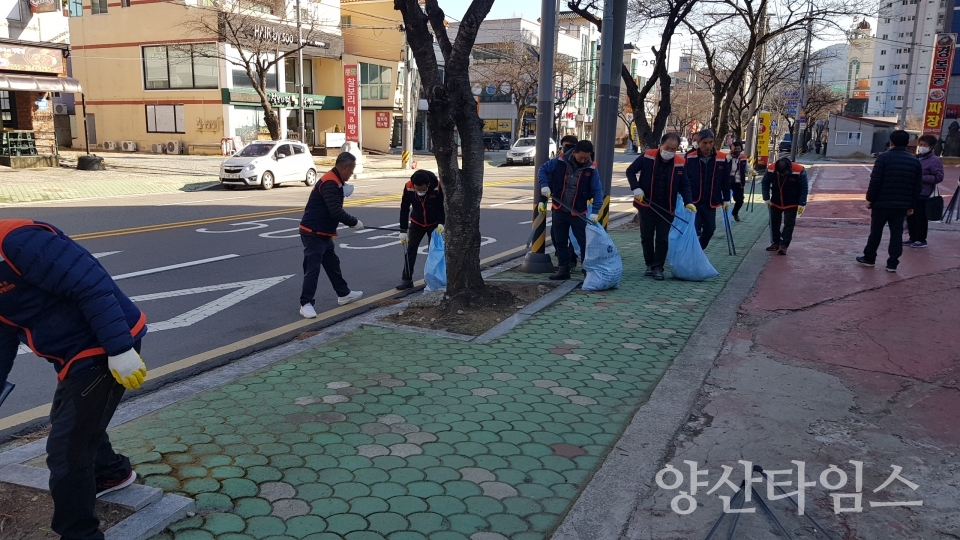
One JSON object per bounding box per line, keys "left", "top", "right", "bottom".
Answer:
{"left": 582, "top": 222, "right": 623, "bottom": 291}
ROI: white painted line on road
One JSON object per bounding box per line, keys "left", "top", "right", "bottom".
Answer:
{"left": 92, "top": 251, "right": 122, "bottom": 259}
{"left": 861, "top": 165, "right": 872, "bottom": 173}
{"left": 490, "top": 196, "right": 533, "bottom": 208}
{"left": 113, "top": 255, "right": 239, "bottom": 281}
{"left": 159, "top": 196, "right": 253, "bottom": 206}
{"left": 129, "top": 275, "right": 294, "bottom": 331}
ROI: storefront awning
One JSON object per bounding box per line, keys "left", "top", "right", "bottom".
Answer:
{"left": 0, "top": 74, "right": 82, "bottom": 93}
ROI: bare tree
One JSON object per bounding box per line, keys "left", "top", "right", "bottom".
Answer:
{"left": 181, "top": 1, "right": 341, "bottom": 140}
{"left": 394, "top": 0, "right": 493, "bottom": 296}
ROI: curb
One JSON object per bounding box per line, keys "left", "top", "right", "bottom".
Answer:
{"left": 551, "top": 216, "right": 773, "bottom": 540}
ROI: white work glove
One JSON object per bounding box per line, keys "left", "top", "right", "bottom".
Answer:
{"left": 108, "top": 349, "right": 147, "bottom": 390}
{"left": 633, "top": 188, "right": 645, "bottom": 203}
{"left": 541, "top": 186, "right": 551, "bottom": 197}
{"left": 399, "top": 232, "right": 409, "bottom": 246}
{"left": 797, "top": 206, "right": 805, "bottom": 216}
{"left": 436, "top": 224, "right": 444, "bottom": 234}
{"left": 588, "top": 213, "right": 599, "bottom": 223}
{"left": 764, "top": 200, "right": 772, "bottom": 207}
{"left": 352, "top": 220, "right": 364, "bottom": 230}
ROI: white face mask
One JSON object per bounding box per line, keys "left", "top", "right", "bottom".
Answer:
{"left": 918, "top": 146, "right": 931, "bottom": 155}
{"left": 342, "top": 184, "right": 355, "bottom": 197}
{"left": 691, "top": 141, "right": 699, "bottom": 149}
{"left": 416, "top": 190, "right": 427, "bottom": 197}
{"left": 660, "top": 150, "right": 676, "bottom": 161}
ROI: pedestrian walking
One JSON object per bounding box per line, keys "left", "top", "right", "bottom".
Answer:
{"left": 762, "top": 157, "right": 809, "bottom": 255}
{"left": 0, "top": 219, "right": 148, "bottom": 540}
{"left": 539, "top": 135, "right": 583, "bottom": 269}
{"left": 857, "top": 130, "right": 922, "bottom": 273}
{"left": 806, "top": 138, "right": 814, "bottom": 154}
{"left": 904, "top": 134, "right": 944, "bottom": 248}
{"left": 298, "top": 152, "right": 364, "bottom": 317}
{"left": 396, "top": 170, "right": 445, "bottom": 290}
{"left": 728, "top": 140, "right": 753, "bottom": 222}
{"left": 538, "top": 140, "right": 605, "bottom": 281}
{"left": 685, "top": 129, "right": 732, "bottom": 249}
{"left": 626, "top": 132, "right": 696, "bottom": 281}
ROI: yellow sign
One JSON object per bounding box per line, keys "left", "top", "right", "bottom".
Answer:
{"left": 484, "top": 119, "right": 513, "bottom": 133}
{"left": 483, "top": 119, "right": 499, "bottom": 132}
{"left": 757, "top": 112, "right": 771, "bottom": 159}
{"left": 497, "top": 119, "right": 511, "bottom": 132}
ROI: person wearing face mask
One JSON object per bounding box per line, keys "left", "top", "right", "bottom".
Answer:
{"left": 904, "top": 134, "right": 944, "bottom": 248}
{"left": 396, "top": 170, "right": 445, "bottom": 290}
{"left": 685, "top": 129, "right": 732, "bottom": 249}
{"left": 627, "top": 132, "right": 696, "bottom": 280}
{"left": 298, "top": 152, "right": 364, "bottom": 317}
{"left": 728, "top": 140, "right": 754, "bottom": 222}
{"left": 761, "top": 157, "right": 808, "bottom": 255}
{"left": 538, "top": 140, "right": 605, "bottom": 280}
{"left": 688, "top": 132, "right": 699, "bottom": 153}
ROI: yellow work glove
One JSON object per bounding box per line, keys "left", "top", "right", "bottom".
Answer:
{"left": 108, "top": 349, "right": 147, "bottom": 390}
{"left": 722, "top": 202, "right": 730, "bottom": 211}
{"left": 797, "top": 206, "right": 805, "bottom": 216}
{"left": 399, "top": 232, "right": 409, "bottom": 246}
{"left": 436, "top": 224, "right": 444, "bottom": 234}
{"left": 537, "top": 202, "right": 548, "bottom": 214}
{"left": 685, "top": 204, "right": 697, "bottom": 213}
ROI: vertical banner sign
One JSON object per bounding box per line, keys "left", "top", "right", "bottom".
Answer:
{"left": 343, "top": 64, "right": 362, "bottom": 144}
{"left": 757, "top": 112, "right": 771, "bottom": 166}
{"left": 923, "top": 33, "right": 958, "bottom": 136}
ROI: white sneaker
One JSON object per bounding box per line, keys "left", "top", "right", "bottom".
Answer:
{"left": 299, "top": 304, "right": 318, "bottom": 318}
{"left": 338, "top": 291, "right": 363, "bottom": 306}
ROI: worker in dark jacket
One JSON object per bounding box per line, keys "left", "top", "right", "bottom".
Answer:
{"left": 539, "top": 135, "right": 582, "bottom": 269}
{"left": 299, "top": 152, "right": 364, "bottom": 317}
{"left": 0, "top": 219, "right": 147, "bottom": 540}
{"left": 538, "top": 140, "right": 605, "bottom": 280}
{"left": 685, "top": 129, "right": 732, "bottom": 249}
{"left": 857, "top": 130, "right": 923, "bottom": 272}
{"left": 626, "top": 132, "right": 696, "bottom": 280}
{"left": 396, "top": 169, "right": 445, "bottom": 290}
{"left": 728, "top": 140, "right": 754, "bottom": 221}
{"left": 762, "top": 157, "right": 809, "bottom": 255}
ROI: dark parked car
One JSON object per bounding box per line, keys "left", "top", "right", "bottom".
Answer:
{"left": 483, "top": 133, "right": 510, "bottom": 151}
{"left": 778, "top": 133, "right": 793, "bottom": 154}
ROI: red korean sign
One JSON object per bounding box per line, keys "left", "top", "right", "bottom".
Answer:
{"left": 375, "top": 111, "right": 390, "bottom": 129}
{"left": 922, "top": 33, "right": 958, "bottom": 136}
{"left": 343, "top": 64, "right": 361, "bottom": 144}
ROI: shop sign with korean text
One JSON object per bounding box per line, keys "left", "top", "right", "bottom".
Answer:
{"left": 343, "top": 64, "right": 362, "bottom": 144}
{"left": 923, "top": 33, "right": 958, "bottom": 135}
{"left": 0, "top": 44, "right": 63, "bottom": 74}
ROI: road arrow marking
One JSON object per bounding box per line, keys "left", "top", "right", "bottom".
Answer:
{"left": 113, "top": 255, "right": 239, "bottom": 281}
{"left": 92, "top": 251, "right": 122, "bottom": 259}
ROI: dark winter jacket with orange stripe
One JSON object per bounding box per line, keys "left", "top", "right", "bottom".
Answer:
{"left": 0, "top": 220, "right": 147, "bottom": 384}
{"left": 761, "top": 162, "right": 809, "bottom": 209}
{"left": 685, "top": 149, "right": 732, "bottom": 208}
{"left": 400, "top": 177, "right": 444, "bottom": 231}
{"left": 299, "top": 168, "right": 359, "bottom": 237}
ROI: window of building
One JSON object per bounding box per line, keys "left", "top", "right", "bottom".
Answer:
{"left": 68, "top": 0, "right": 82, "bottom": 17}
{"left": 284, "top": 58, "right": 313, "bottom": 94}
{"left": 881, "top": 50, "right": 887, "bottom": 55}
{"left": 359, "top": 62, "right": 392, "bottom": 100}
{"left": 145, "top": 104, "right": 186, "bottom": 133}
{"left": 880, "top": 65, "right": 885, "bottom": 70}
{"left": 92, "top": 0, "right": 108, "bottom": 14}
{"left": 882, "top": 34, "right": 888, "bottom": 39}
{"left": 0, "top": 91, "right": 15, "bottom": 128}
{"left": 341, "top": 15, "right": 351, "bottom": 28}
{"left": 143, "top": 43, "right": 218, "bottom": 90}
{"left": 878, "top": 80, "right": 884, "bottom": 85}
{"left": 835, "top": 131, "right": 862, "bottom": 145}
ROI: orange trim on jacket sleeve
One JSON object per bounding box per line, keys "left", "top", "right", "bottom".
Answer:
{"left": 59, "top": 311, "right": 148, "bottom": 381}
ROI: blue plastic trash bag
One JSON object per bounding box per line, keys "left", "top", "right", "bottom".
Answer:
{"left": 569, "top": 229, "right": 581, "bottom": 256}
{"left": 424, "top": 231, "right": 447, "bottom": 292}
{"left": 582, "top": 222, "right": 623, "bottom": 291}
{"left": 667, "top": 195, "right": 719, "bottom": 281}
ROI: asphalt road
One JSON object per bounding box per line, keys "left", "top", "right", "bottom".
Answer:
{"left": 0, "top": 158, "right": 638, "bottom": 432}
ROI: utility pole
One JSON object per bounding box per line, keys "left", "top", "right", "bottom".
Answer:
{"left": 519, "top": 0, "right": 559, "bottom": 273}
{"left": 899, "top": 0, "right": 924, "bottom": 128}
{"left": 593, "top": 0, "right": 628, "bottom": 228}
{"left": 402, "top": 33, "right": 414, "bottom": 169}
{"left": 790, "top": 2, "right": 813, "bottom": 161}
{"left": 295, "top": 0, "right": 306, "bottom": 143}
{"left": 745, "top": 6, "right": 766, "bottom": 162}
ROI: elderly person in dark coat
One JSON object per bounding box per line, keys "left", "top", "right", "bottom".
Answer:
{"left": 903, "top": 134, "right": 944, "bottom": 248}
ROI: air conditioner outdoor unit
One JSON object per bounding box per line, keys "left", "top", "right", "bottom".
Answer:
{"left": 121, "top": 141, "right": 138, "bottom": 152}
{"left": 53, "top": 103, "right": 68, "bottom": 115}
{"left": 102, "top": 141, "right": 118, "bottom": 151}
{"left": 151, "top": 143, "right": 165, "bottom": 154}
{"left": 165, "top": 141, "right": 182, "bottom": 155}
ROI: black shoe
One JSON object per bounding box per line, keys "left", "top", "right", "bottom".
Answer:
{"left": 733, "top": 214, "right": 741, "bottom": 222}
{"left": 910, "top": 241, "right": 928, "bottom": 248}
{"left": 395, "top": 279, "right": 414, "bottom": 291}
{"left": 96, "top": 470, "right": 136, "bottom": 498}
{"left": 652, "top": 267, "right": 665, "bottom": 281}
{"left": 885, "top": 266, "right": 897, "bottom": 273}
{"left": 549, "top": 265, "right": 571, "bottom": 280}
{"left": 856, "top": 256, "right": 875, "bottom": 267}
{"left": 765, "top": 243, "right": 780, "bottom": 252}
{"left": 902, "top": 238, "right": 915, "bottom": 246}
{"left": 778, "top": 247, "right": 788, "bottom": 256}
{"left": 644, "top": 266, "right": 654, "bottom": 277}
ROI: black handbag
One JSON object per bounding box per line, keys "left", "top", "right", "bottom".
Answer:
{"left": 927, "top": 185, "right": 944, "bottom": 221}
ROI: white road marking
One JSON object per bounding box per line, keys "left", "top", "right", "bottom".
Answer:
{"left": 92, "top": 251, "right": 122, "bottom": 259}
{"left": 519, "top": 218, "right": 552, "bottom": 225}
{"left": 861, "top": 165, "right": 872, "bottom": 173}
{"left": 490, "top": 196, "right": 533, "bottom": 208}
{"left": 113, "top": 255, "right": 239, "bottom": 281}
{"left": 197, "top": 217, "right": 299, "bottom": 234}
{"left": 159, "top": 196, "right": 253, "bottom": 206}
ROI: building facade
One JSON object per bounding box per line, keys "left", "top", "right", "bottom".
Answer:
{"left": 846, "top": 20, "right": 876, "bottom": 99}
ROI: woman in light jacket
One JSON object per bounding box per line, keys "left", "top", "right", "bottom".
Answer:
{"left": 905, "top": 134, "right": 944, "bottom": 248}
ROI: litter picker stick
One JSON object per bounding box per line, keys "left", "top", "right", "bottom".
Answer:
{"left": 401, "top": 242, "right": 411, "bottom": 282}
{"left": 364, "top": 227, "right": 403, "bottom": 232}
{"left": 0, "top": 381, "right": 13, "bottom": 408}
{"left": 943, "top": 185, "right": 959, "bottom": 224}
{"left": 646, "top": 203, "right": 684, "bottom": 235}
{"left": 722, "top": 207, "right": 736, "bottom": 255}
{"left": 748, "top": 177, "right": 757, "bottom": 212}
{"left": 647, "top": 199, "right": 690, "bottom": 225}
{"left": 550, "top": 198, "right": 594, "bottom": 225}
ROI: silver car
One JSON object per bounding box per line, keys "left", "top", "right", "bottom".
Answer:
{"left": 220, "top": 140, "right": 318, "bottom": 190}
{"left": 506, "top": 137, "right": 557, "bottom": 165}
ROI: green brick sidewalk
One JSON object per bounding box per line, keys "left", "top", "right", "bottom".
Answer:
{"left": 98, "top": 213, "right": 767, "bottom": 540}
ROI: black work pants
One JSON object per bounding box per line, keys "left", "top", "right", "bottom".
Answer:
{"left": 551, "top": 210, "right": 586, "bottom": 267}
{"left": 402, "top": 223, "right": 436, "bottom": 280}
{"left": 906, "top": 195, "right": 929, "bottom": 242}
{"left": 47, "top": 352, "right": 135, "bottom": 540}
{"left": 863, "top": 207, "right": 907, "bottom": 269}
{"left": 769, "top": 206, "right": 798, "bottom": 247}
{"left": 638, "top": 206, "right": 671, "bottom": 269}
{"left": 694, "top": 204, "right": 717, "bottom": 250}
{"left": 300, "top": 234, "right": 350, "bottom": 304}
{"left": 731, "top": 182, "right": 745, "bottom": 217}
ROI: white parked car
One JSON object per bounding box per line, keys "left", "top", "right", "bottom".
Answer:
{"left": 506, "top": 137, "right": 557, "bottom": 165}
{"left": 220, "top": 140, "right": 317, "bottom": 190}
